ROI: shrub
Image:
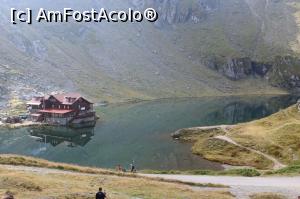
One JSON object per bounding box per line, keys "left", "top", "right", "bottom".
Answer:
{"left": 219, "top": 168, "right": 261, "bottom": 177}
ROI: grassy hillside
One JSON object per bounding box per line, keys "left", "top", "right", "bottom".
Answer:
{"left": 173, "top": 127, "right": 273, "bottom": 169}
{"left": 174, "top": 103, "right": 300, "bottom": 169}
{"left": 228, "top": 104, "right": 300, "bottom": 164}
{"left": 1, "top": 0, "right": 300, "bottom": 106}
{"left": 0, "top": 155, "right": 233, "bottom": 199}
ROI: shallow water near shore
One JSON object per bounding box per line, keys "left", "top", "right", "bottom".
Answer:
{"left": 0, "top": 95, "right": 298, "bottom": 170}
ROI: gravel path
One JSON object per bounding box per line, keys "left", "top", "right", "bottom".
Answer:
{"left": 141, "top": 174, "right": 300, "bottom": 199}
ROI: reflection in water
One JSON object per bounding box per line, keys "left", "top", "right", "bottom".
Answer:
{"left": 28, "top": 127, "right": 95, "bottom": 148}
{"left": 0, "top": 95, "right": 298, "bottom": 170}
{"left": 206, "top": 95, "right": 299, "bottom": 124}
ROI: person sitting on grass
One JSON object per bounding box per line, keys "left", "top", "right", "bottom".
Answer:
{"left": 96, "top": 187, "right": 106, "bottom": 199}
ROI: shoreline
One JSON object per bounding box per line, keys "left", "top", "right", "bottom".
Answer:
{"left": 103, "top": 92, "right": 292, "bottom": 107}
{"left": 0, "top": 121, "right": 45, "bottom": 129}
{"left": 171, "top": 125, "right": 236, "bottom": 139}
{"left": 171, "top": 124, "right": 280, "bottom": 170}
{"left": 171, "top": 103, "right": 298, "bottom": 170}
{"left": 1, "top": 93, "right": 292, "bottom": 129}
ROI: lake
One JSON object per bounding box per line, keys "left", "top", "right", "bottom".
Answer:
{"left": 0, "top": 95, "right": 298, "bottom": 171}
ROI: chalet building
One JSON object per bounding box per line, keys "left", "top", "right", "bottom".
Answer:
{"left": 27, "top": 93, "right": 96, "bottom": 127}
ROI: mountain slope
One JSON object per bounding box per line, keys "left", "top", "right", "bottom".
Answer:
{"left": 0, "top": 0, "right": 299, "bottom": 105}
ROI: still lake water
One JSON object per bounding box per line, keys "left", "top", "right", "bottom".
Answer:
{"left": 0, "top": 95, "right": 298, "bottom": 170}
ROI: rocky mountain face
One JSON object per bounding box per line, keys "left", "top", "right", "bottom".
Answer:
{"left": 207, "top": 57, "right": 272, "bottom": 80}
{"left": 206, "top": 56, "right": 300, "bottom": 90}
{"left": 268, "top": 56, "right": 300, "bottom": 88}
{"left": 136, "top": 0, "right": 300, "bottom": 90}
{"left": 0, "top": 0, "right": 299, "bottom": 106}
{"left": 159, "top": 0, "right": 299, "bottom": 93}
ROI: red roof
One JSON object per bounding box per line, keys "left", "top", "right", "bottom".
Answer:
{"left": 52, "top": 93, "right": 92, "bottom": 105}
{"left": 39, "top": 109, "right": 75, "bottom": 114}
{"left": 54, "top": 93, "right": 81, "bottom": 102}
{"left": 27, "top": 93, "right": 93, "bottom": 107}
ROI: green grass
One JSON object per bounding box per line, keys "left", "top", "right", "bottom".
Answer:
{"left": 266, "top": 161, "right": 300, "bottom": 175}
{"left": 142, "top": 168, "right": 261, "bottom": 177}
{"left": 217, "top": 168, "right": 261, "bottom": 177}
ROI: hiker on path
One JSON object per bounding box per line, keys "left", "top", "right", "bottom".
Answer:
{"left": 130, "top": 163, "right": 136, "bottom": 173}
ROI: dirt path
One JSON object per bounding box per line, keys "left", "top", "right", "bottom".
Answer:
{"left": 215, "top": 135, "right": 286, "bottom": 170}
{"left": 178, "top": 125, "right": 286, "bottom": 169}
{"left": 188, "top": 125, "right": 286, "bottom": 170}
